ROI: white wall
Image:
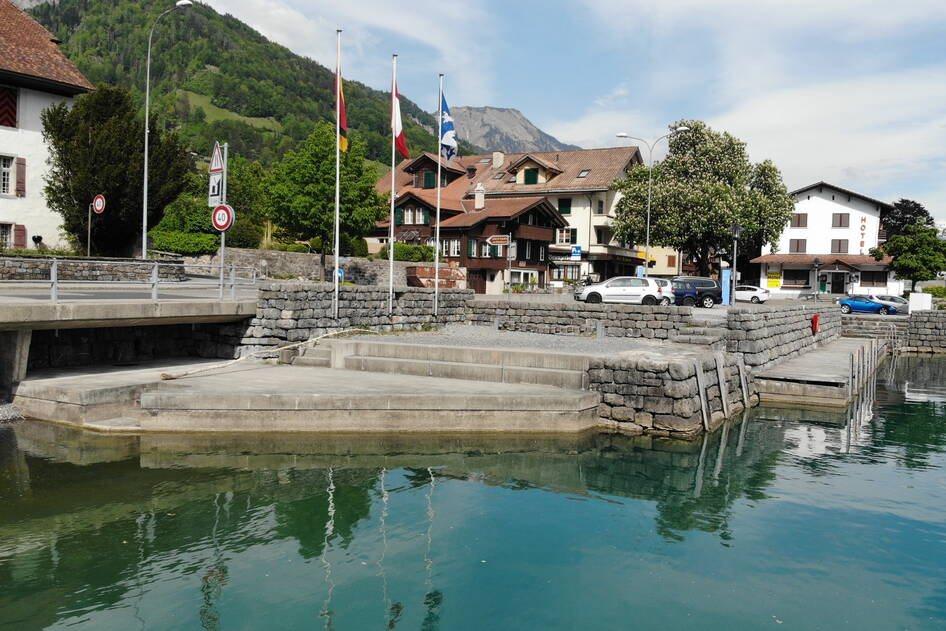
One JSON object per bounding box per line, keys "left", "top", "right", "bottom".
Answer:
{"left": 0, "top": 87, "right": 74, "bottom": 248}
{"left": 763, "top": 187, "right": 884, "bottom": 256}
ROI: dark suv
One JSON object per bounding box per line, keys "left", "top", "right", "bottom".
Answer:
{"left": 672, "top": 276, "right": 723, "bottom": 308}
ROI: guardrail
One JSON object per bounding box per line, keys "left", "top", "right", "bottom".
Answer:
{"left": 0, "top": 257, "right": 258, "bottom": 302}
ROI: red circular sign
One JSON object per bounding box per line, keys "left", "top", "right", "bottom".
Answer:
{"left": 92, "top": 194, "right": 106, "bottom": 214}
{"left": 212, "top": 204, "right": 235, "bottom": 231}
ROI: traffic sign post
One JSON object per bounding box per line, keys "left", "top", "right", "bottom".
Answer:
{"left": 87, "top": 194, "right": 105, "bottom": 257}
{"left": 208, "top": 141, "right": 230, "bottom": 299}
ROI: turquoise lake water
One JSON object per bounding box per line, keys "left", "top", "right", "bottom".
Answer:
{"left": 1, "top": 356, "right": 945, "bottom": 630}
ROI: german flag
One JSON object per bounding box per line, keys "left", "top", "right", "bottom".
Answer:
{"left": 336, "top": 65, "right": 348, "bottom": 152}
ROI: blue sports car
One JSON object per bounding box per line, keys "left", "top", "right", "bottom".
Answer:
{"left": 839, "top": 295, "right": 898, "bottom": 315}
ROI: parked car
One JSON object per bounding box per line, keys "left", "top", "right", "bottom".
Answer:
{"left": 734, "top": 285, "right": 770, "bottom": 303}
{"left": 839, "top": 295, "right": 899, "bottom": 315}
{"left": 672, "top": 276, "right": 722, "bottom": 308}
{"left": 574, "top": 276, "right": 672, "bottom": 305}
{"left": 871, "top": 294, "right": 909, "bottom": 311}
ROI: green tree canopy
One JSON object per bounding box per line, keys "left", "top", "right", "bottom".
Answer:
{"left": 41, "top": 84, "right": 190, "bottom": 256}
{"left": 611, "top": 120, "right": 795, "bottom": 275}
{"left": 264, "top": 122, "right": 384, "bottom": 263}
{"left": 881, "top": 198, "right": 935, "bottom": 239}
{"left": 870, "top": 225, "right": 946, "bottom": 290}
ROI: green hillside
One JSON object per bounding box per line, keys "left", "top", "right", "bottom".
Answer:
{"left": 28, "top": 0, "right": 483, "bottom": 164}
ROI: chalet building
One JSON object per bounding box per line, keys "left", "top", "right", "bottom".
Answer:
{"left": 373, "top": 146, "right": 686, "bottom": 292}
{"left": 751, "top": 182, "right": 902, "bottom": 296}
{"left": 0, "top": 0, "right": 94, "bottom": 249}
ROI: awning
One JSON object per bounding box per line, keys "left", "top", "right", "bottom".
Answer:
{"left": 750, "top": 254, "right": 892, "bottom": 269}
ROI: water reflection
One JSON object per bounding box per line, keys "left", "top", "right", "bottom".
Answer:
{"left": 0, "top": 357, "right": 944, "bottom": 629}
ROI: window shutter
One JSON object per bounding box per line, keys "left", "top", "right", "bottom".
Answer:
{"left": 570, "top": 228, "right": 578, "bottom": 244}
{"left": 395, "top": 207, "right": 403, "bottom": 225}
{"left": 12, "top": 224, "right": 27, "bottom": 249}
{"left": 424, "top": 172, "right": 435, "bottom": 188}
{"left": 468, "top": 238, "right": 475, "bottom": 257}
{"left": 423, "top": 208, "right": 430, "bottom": 224}
{"left": 490, "top": 244, "right": 498, "bottom": 258}
{"left": 14, "top": 158, "right": 25, "bottom": 197}
{"left": 0, "top": 87, "right": 17, "bottom": 128}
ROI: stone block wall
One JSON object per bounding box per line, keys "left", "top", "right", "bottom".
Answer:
{"left": 231, "top": 283, "right": 474, "bottom": 357}
{"left": 727, "top": 303, "right": 841, "bottom": 369}
{"left": 904, "top": 311, "right": 946, "bottom": 353}
{"left": 468, "top": 301, "right": 695, "bottom": 338}
{"left": 591, "top": 353, "right": 755, "bottom": 438}
{"left": 0, "top": 255, "right": 186, "bottom": 282}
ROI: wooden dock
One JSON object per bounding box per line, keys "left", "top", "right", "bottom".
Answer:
{"left": 755, "top": 338, "right": 884, "bottom": 407}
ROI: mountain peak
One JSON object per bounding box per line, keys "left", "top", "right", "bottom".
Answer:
{"left": 450, "top": 106, "right": 580, "bottom": 154}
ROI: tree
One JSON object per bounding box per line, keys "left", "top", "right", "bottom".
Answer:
{"left": 870, "top": 225, "right": 946, "bottom": 291}
{"left": 264, "top": 122, "right": 384, "bottom": 264}
{"left": 881, "top": 198, "right": 935, "bottom": 239}
{"left": 611, "top": 120, "right": 795, "bottom": 275}
{"left": 41, "top": 84, "right": 190, "bottom": 256}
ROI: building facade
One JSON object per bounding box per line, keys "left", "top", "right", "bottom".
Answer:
{"left": 0, "top": 0, "right": 94, "bottom": 249}
{"left": 752, "top": 182, "right": 903, "bottom": 296}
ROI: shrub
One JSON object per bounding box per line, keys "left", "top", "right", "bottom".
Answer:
{"left": 923, "top": 287, "right": 946, "bottom": 299}
{"left": 286, "top": 243, "right": 309, "bottom": 253}
{"left": 149, "top": 231, "right": 219, "bottom": 256}
{"left": 350, "top": 237, "right": 369, "bottom": 257}
{"left": 378, "top": 243, "right": 434, "bottom": 262}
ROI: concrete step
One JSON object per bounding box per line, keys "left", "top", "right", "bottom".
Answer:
{"left": 343, "top": 355, "right": 588, "bottom": 390}
{"left": 327, "top": 340, "right": 591, "bottom": 372}
{"left": 671, "top": 334, "right": 727, "bottom": 347}
{"left": 292, "top": 347, "right": 332, "bottom": 367}
{"left": 676, "top": 326, "right": 729, "bottom": 337}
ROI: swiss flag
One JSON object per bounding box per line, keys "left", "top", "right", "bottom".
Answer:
{"left": 392, "top": 81, "right": 409, "bottom": 159}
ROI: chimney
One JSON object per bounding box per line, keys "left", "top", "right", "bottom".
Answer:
{"left": 474, "top": 183, "right": 485, "bottom": 210}
{"left": 466, "top": 166, "right": 476, "bottom": 179}
{"left": 492, "top": 151, "right": 504, "bottom": 169}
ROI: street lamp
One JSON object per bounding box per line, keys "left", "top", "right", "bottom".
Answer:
{"left": 730, "top": 224, "right": 742, "bottom": 305}
{"left": 142, "top": 0, "right": 192, "bottom": 259}
{"left": 616, "top": 126, "right": 689, "bottom": 277}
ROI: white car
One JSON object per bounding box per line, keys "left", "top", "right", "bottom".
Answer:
{"left": 734, "top": 285, "right": 770, "bottom": 303}
{"left": 871, "top": 294, "right": 909, "bottom": 311}
{"left": 574, "top": 276, "right": 672, "bottom": 305}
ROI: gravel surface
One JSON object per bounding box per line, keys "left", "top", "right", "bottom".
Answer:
{"left": 0, "top": 402, "right": 23, "bottom": 422}
{"left": 349, "top": 324, "right": 707, "bottom": 358}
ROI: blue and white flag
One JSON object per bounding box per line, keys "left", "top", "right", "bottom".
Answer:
{"left": 439, "top": 94, "right": 458, "bottom": 165}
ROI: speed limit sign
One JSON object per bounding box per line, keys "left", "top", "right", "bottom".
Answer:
{"left": 211, "top": 204, "right": 235, "bottom": 231}
{"left": 92, "top": 194, "right": 106, "bottom": 214}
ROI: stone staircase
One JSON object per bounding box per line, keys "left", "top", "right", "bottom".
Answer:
{"left": 670, "top": 319, "right": 730, "bottom": 348}
{"left": 294, "top": 340, "right": 591, "bottom": 390}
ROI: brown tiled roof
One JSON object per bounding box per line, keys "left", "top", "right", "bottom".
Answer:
{"left": 751, "top": 254, "right": 893, "bottom": 266}
{"left": 438, "top": 197, "right": 552, "bottom": 228}
{"left": 0, "top": 0, "right": 94, "bottom": 94}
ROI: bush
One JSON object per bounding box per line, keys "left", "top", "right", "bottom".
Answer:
{"left": 286, "top": 243, "right": 309, "bottom": 253}
{"left": 350, "top": 237, "right": 369, "bottom": 257}
{"left": 226, "top": 220, "right": 263, "bottom": 249}
{"left": 378, "top": 243, "right": 434, "bottom": 262}
{"left": 923, "top": 287, "right": 946, "bottom": 299}
{"left": 149, "top": 231, "right": 219, "bottom": 256}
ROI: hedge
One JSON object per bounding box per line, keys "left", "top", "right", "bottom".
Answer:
{"left": 150, "top": 231, "right": 219, "bottom": 256}
{"left": 378, "top": 243, "right": 434, "bottom": 262}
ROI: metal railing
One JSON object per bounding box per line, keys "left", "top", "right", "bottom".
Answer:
{"left": 0, "top": 257, "right": 258, "bottom": 302}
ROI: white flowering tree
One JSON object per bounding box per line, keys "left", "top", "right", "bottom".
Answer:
{"left": 612, "top": 120, "right": 795, "bottom": 276}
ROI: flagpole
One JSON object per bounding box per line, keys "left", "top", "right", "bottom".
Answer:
{"left": 434, "top": 73, "right": 444, "bottom": 317}
{"left": 333, "top": 29, "right": 342, "bottom": 319}
{"left": 388, "top": 54, "right": 397, "bottom": 315}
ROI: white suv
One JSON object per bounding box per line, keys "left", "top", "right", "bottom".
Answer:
{"left": 574, "top": 276, "right": 672, "bottom": 305}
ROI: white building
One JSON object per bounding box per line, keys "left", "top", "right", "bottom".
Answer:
{"left": 0, "top": 0, "right": 94, "bottom": 249}
{"left": 752, "top": 181, "right": 904, "bottom": 297}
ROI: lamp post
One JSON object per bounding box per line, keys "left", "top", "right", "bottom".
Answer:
{"left": 615, "top": 126, "right": 688, "bottom": 277}
{"left": 730, "top": 224, "right": 742, "bottom": 305}
{"left": 813, "top": 257, "right": 823, "bottom": 301}
{"left": 142, "top": 0, "right": 192, "bottom": 259}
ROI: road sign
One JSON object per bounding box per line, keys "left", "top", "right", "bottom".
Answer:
{"left": 487, "top": 234, "right": 510, "bottom": 246}
{"left": 208, "top": 172, "right": 223, "bottom": 207}
{"left": 92, "top": 194, "right": 106, "bottom": 214}
{"left": 212, "top": 204, "right": 235, "bottom": 231}
{"left": 337, "top": 268, "right": 345, "bottom": 279}
{"left": 506, "top": 243, "right": 517, "bottom": 261}
{"left": 570, "top": 245, "right": 582, "bottom": 261}
{"left": 209, "top": 142, "right": 225, "bottom": 173}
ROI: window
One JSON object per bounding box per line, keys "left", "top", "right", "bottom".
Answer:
{"left": 558, "top": 228, "right": 578, "bottom": 244}
{"left": 524, "top": 168, "right": 539, "bottom": 185}
{"left": 404, "top": 208, "right": 414, "bottom": 225}
{"left": 451, "top": 240, "right": 460, "bottom": 257}
{"left": 528, "top": 213, "right": 535, "bottom": 225}
{"left": 493, "top": 172, "right": 505, "bottom": 179}
{"left": 832, "top": 213, "right": 850, "bottom": 228}
{"left": 667, "top": 255, "right": 677, "bottom": 268}
{"left": 577, "top": 169, "right": 591, "bottom": 178}
{"left": 0, "top": 224, "right": 11, "bottom": 249}
{"left": 468, "top": 238, "right": 476, "bottom": 257}
{"left": 478, "top": 158, "right": 491, "bottom": 163}
{"left": 595, "top": 227, "right": 608, "bottom": 244}
{"left": 558, "top": 198, "right": 571, "bottom": 214}
{"left": 0, "top": 87, "right": 16, "bottom": 128}
{"left": 861, "top": 271, "right": 887, "bottom": 287}
{"left": 525, "top": 241, "right": 532, "bottom": 259}
{"left": 831, "top": 239, "right": 849, "bottom": 253}
{"left": 507, "top": 175, "right": 516, "bottom": 183}
{"left": 790, "top": 213, "right": 807, "bottom": 228}
{"left": 423, "top": 171, "right": 436, "bottom": 189}
{"left": 539, "top": 246, "right": 545, "bottom": 261}
{"left": 0, "top": 156, "right": 11, "bottom": 195}
{"left": 553, "top": 264, "right": 580, "bottom": 280}
{"left": 595, "top": 200, "right": 605, "bottom": 215}
{"left": 481, "top": 242, "right": 490, "bottom": 257}
{"left": 789, "top": 239, "right": 806, "bottom": 253}
{"left": 782, "top": 269, "right": 810, "bottom": 287}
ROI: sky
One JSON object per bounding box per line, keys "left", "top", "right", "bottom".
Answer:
{"left": 204, "top": 0, "right": 946, "bottom": 219}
